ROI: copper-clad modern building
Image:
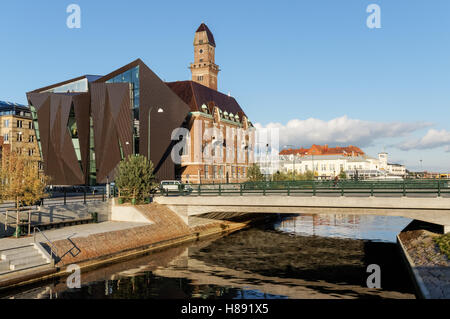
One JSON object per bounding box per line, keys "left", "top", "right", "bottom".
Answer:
{"left": 26, "top": 23, "right": 253, "bottom": 186}
{"left": 27, "top": 59, "right": 190, "bottom": 185}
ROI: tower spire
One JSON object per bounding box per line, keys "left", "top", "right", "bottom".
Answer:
{"left": 189, "top": 23, "right": 220, "bottom": 90}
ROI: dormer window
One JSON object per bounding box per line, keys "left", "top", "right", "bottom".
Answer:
{"left": 223, "top": 111, "right": 228, "bottom": 119}
{"left": 201, "top": 104, "right": 208, "bottom": 113}
{"left": 229, "top": 113, "right": 234, "bottom": 121}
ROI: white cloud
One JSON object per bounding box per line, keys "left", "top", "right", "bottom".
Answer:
{"left": 254, "top": 116, "right": 431, "bottom": 149}
{"left": 397, "top": 129, "right": 450, "bottom": 151}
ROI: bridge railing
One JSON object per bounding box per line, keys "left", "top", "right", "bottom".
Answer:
{"left": 164, "top": 179, "right": 450, "bottom": 197}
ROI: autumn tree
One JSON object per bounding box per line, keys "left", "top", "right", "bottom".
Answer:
{"left": 0, "top": 151, "right": 48, "bottom": 209}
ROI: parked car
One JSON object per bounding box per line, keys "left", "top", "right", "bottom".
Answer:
{"left": 160, "top": 181, "right": 193, "bottom": 194}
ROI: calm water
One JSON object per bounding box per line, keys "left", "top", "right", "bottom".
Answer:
{"left": 2, "top": 214, "right": 416, "bottom": 299}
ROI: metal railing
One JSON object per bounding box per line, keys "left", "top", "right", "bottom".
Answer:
{"left": 159, "top": 179, "right": 450, "bottom": 198}
{"left": 33, "top": 226, "right": 58, "bottom": 261}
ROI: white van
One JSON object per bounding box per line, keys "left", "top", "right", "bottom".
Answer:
{"left": 160, "top": 181, "right": 193, "bottom": 193}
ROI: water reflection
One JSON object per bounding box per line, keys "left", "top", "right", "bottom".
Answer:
{"left": 2, "top": 214, "right": 415, "bottom": 299}
{"left": 275, "top": 214, "right": 411, "bottom": 243}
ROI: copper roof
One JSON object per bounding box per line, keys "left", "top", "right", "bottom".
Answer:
{"left": 166, "top": 80, "right": 246, "bottom": 118}
{"left": 196, "top": 23, "right": 216, "bottom": 47}
{"left": 280, "top": 144, "right": 365, "bottom": 156}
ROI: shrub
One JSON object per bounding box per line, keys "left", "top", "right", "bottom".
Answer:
{"left": 434, "top": 233, "right": 450, "bottom": 259}
{"left": 247, "top": 164, "right": 265, "bottom": 182}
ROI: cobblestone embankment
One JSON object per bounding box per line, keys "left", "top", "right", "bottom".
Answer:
{"left": 52, "top": 203, "right": 252, "bottom": 267}
{"left": 398, "top": 229, "right": 450, "bottom": 299}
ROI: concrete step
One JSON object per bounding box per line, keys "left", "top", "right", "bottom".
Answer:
{"left": 0, "top": 246, "right": 35, "bottom": 259}
{"left": 7, "top": 252, "right": 42, "bottom": 265}
{"left": 10, "top": 255, "right": 48, "bottom": 270}
{"left": 2, "top": 250, "right": 41, "bottom": 261}
{"left": 0, "top": 244, "right": 51, "bottom": 275}
{"left": 0, "top": 260, "right": 9, "bottom": 272}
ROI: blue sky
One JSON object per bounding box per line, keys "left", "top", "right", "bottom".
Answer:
{"left": 1, "top": 0, "right": 449, "bottom": 171}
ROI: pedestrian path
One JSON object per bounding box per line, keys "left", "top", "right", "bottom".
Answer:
{"left": 0, "top": 221, "right": 148, "bottom": 252}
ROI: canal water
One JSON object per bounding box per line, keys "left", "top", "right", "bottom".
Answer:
{"left": 2, "top": 214, "right": 416, "bottom": 299}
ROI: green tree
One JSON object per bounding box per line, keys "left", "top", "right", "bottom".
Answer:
{"left": 115, "top": 155, "right": 158, "bottom": 203}
{"left": 303, "top": 170, "right": 315, "bottom": 180}
{"left": 273, "top": 171, "right": 290, "bottom": 181}
{"left": 339, "top": 170, "right": 347, "bottom": 179}
{"left": 247, "top": 164, "right": 265, "bottom": 182}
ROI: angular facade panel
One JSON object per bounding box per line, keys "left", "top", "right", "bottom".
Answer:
{"left": 90, "top": 83, "right": 133, "bottom": 183}
{"left": 27, "top": 92, "right": 89, "bottom": 185}
{"left": 95, "top": 59, "right": 190, "bottom": 182}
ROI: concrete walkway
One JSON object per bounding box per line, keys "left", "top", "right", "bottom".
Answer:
{"left": 0, "top": 221, "right": 149, "bottom": 251}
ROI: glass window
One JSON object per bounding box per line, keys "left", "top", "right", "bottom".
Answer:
{"left": 106, "top": 66, "right": 140, "bottom": 154}
{"left": 43, "top": 78, "right": 89, "bottom": 93}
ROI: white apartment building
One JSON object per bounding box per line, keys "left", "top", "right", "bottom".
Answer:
{"left": 279, "top": 152, "right": 406, "bottom": 179}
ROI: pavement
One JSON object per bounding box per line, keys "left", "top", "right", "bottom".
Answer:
{"left": 0, "top": 221, "right": 148, "bottom": 251}
{"left": 0, "top": 196, "right": 104, "bottom": 213}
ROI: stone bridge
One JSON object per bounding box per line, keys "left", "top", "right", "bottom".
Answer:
{"left": 155, "top": 195, "right": 450, "bottom": 233}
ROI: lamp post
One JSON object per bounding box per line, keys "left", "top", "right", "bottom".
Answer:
{"left": 420, "top": 159, "right": 423, "bottom": 178}
{"left": 147, "top": 107, "right": 164, "bottom": 161}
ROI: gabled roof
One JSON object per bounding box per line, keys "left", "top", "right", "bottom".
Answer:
{"left": 196, "top": 23, "right": 216, "bottom": 47}
{"left": 166, "top": 80, "right": 246, "bottom": 118}
{"left": 280, "top": 145, "right": 365, "bottom": 156}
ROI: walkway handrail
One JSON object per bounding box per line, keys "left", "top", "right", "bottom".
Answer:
{"left": 162, "top": 179, "right": 450, "bottom": 198}
{"left": 33, "top": 226, "right": 58, "bottom": 261}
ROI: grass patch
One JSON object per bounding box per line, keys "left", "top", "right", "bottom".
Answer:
{"left": 434, "top": 233, "right": 450, "bottom": 259}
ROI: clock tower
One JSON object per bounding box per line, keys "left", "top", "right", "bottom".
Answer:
{"left": 189, "top": 23, "right": 220, "bottom": 91}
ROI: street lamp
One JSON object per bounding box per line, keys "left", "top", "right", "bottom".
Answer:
{"left": 148, "top": 107, "right": 164, "bottom": 161}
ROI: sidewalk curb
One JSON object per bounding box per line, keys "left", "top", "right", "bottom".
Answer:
{"left": 397, "top": 234, "right": 432, "bottom": 299}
